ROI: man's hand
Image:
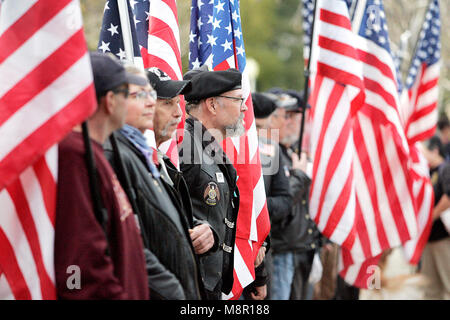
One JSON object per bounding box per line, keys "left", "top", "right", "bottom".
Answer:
{"left": 254, "top": 246, "right": 266, "bottom": 268}
{"left": 189, "top": 224, "right": 214, "bottom": 254}
{"left": 291, "top": 152, "right": 308, "bottom": 172}
{"left": 250, "top": 285, "right": 267, "bottom": 300}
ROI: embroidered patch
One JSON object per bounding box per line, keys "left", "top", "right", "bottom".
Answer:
{"left": 204, "top": 182, "right": 220, "bottom": 206}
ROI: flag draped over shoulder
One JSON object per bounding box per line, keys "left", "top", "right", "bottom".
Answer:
{"left": 189, "top": 0, "right": 271, "bottom": 299}
{"left": 0, "top": 0, "right": 96, "bottom": 299}
{"left": 99, "top": 0, "right": 184, "bottom": 167}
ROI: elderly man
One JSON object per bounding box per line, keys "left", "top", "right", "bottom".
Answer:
{"left": 55, "top": 52, "right": 148, "bottom": 299}
{"left": 103, "top": 65, "right": 212, "bottom": 300}
{"left": 265, "top": 90, "right": 322, "bottom": 300}
{"left": 179, "top": 66, "right": 246, "bottom": 300}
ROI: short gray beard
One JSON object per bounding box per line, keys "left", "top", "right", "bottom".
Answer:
{"left": 224, "top": 113, "right": 245, "bottom": 138}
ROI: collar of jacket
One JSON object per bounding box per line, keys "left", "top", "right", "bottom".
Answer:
{"left": 185, "top": 116, "right": 227, "bottom": 161}
{"left": 185, "top": 116, "right": 237, "bottom": 189}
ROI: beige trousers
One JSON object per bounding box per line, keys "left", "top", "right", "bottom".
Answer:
{"left": 421, "top": 237, "right": 450, "bottom": 300}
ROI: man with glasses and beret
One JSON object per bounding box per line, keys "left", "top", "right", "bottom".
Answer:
{"left": 103, "top": 65, "right": 208, "bottom": 300}
{"left": 55, "top": 52, "right": 148, "bottom": 299}
{"left": 179, "top": 66, "right": 247, "bottom": 300}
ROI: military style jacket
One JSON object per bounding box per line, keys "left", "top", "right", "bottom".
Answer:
{"left": 179, "top": 117, "right": 240, "bottom": 295}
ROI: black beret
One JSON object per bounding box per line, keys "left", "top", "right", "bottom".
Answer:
{"left": 252, "top": 92, "right": 278, "bottom": 119}
{"left": 183, "top": 67, "right": 242, "bottom": 102}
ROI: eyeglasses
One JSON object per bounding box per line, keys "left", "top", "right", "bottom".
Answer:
{"left": 112, "top": 87, "right": 130, "bottom": 98}
{"left": 218, "top": 95, "right": 245, "bottom": 107}
{"left": 129, "top": 89, "right": 157, "bottom": 101}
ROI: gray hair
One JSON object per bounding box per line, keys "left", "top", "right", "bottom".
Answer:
{"left": 185, "top": 101, "right": 201, "bottom": 114}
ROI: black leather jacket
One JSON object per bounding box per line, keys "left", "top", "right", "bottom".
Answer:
{"left": 104, "top": 131, "right": 203, "bottom": 300}
{"left": 179, "top": 117, "right": 239, "bottom": 296}
{"left": 270, "top": 144, "right": 322, "bottom": 253}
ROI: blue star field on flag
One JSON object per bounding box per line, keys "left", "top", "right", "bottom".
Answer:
{"left": 356, "top": 0, "right": 403, "bottom": 91}
{"left": 189, "top": 0, "right": 246, "bottom": 72}
{"left": 98, "top": 0, "right": 149, "bottom": 61}
{"left": 405, "top": 0, "right": 440, "bottom": 89}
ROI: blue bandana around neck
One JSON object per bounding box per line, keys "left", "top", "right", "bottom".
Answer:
{"left": 119, "top": 124, "right": 160, "bottom": 178}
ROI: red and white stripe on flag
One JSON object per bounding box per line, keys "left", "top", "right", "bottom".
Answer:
{"left": 402, "top": 62, "right": 440, "bottom": 144}
{"left": 308, "top": 0, "right": 365, "bottom": 256}
{"left": 336, "top": 0, "right": 419, "bottom": 287}
{"left": 308, "top": 0, "right": 420, "bottom": 288}
{"left": 0, "top": 0, "right": 96, "bottom": 299}
{"left": 147, "top": 0, "right": 184, "bottom": 168}
{"left": 402, "top": 143, "right": 434, "bottom": 264}
{"left": 400, "top": 0, "right": 440, "bottom": 145}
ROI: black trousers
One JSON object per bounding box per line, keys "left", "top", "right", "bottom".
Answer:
{"left": 289, "top": 250, "right": 315, "bottom": 300}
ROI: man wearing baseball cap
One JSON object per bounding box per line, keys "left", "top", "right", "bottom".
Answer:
{"left": 146, "top": 67, "right": 191, "bottom": 148}
{"left": 54, "top": 52, "right": 149, "bottom": 299}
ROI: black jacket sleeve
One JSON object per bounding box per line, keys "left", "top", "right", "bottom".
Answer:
{"left": 289, "top": 168, "right": 311, "bottom": 204}
{"left": 143, "top": 248, "right": 185, "bottom": 300}
{"left": 266, "top": 154, "right": 293, "bottom": 224}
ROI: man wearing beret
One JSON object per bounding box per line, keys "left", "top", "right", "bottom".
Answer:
{"left": 179, "top": 66, "right": 247, "bottom": 299}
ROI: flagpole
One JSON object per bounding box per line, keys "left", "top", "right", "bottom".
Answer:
{"left": 81, "top": 121, "right": 109, "bottom": 247}
{"left": 117, "top": 0, "right": 135, "bottom": 64}
{"left": 296, "top": 0, "right": 318, "bottom": 156}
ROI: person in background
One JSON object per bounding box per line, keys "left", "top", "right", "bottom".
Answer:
{"left": 266, "top": 90, "right": 322, "bottom": 300}
{"left": 243, "top": 91, "right": 292, "bottom": 300}
{"left": 421, "top": 136, "right": 450, "bottom": 299}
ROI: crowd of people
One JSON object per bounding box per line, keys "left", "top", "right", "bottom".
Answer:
{"left": 53, "top": 51, "right": 449, "bottom": 300}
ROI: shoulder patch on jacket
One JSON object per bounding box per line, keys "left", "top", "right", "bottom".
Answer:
{"left": 204, "top": 182, "right": 220, "bottom": 206}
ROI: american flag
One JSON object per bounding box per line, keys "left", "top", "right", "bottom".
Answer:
{"left": 401, "top": 0, "right": 440, "bottom": 144}
{"left": 98, "top": 0, "right": 143, "bottom": 66}
{"left": 402, "top": 143, "right": 434, "bottom": 264}
{"left": 340, "top": 0, "right": 418, "bottom": 287}
{"left": 306, "top": 0, "right": 420, "bottom": 288}
{"left": 189, "top": 0, "right": 271, "bottom": 299}
{"left": 0, "top": 0, "right": 96, "bottom": 299}
{"left": 308, "top": 0, "right": 364, "bottom": 257}
{"left": 99, "top": 0, "right": 184, "bottom": 167}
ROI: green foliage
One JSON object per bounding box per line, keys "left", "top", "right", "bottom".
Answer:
{"left": 241, "top": 0, "right": 305, "bottom": 92}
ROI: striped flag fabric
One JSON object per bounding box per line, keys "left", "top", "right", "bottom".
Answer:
{"left": 306, "top": 0, "right": 420, "bottom": 288}
{"left": 401, "top": 0, "right": 440, "bottom": 144}
{"left": 189, "top": 0, "right": 271, "bottom": 299}
{"left": 99, "top": 0, "right": 184, "bottom": 167}
{"left": 402, "top": 143, "right": 434, "bottom": 264}
{"left": 308, "top": 0, "right": 365, "bottom": 252}
{"left": 339, "top": 0, "right": 418, "bottom": 287}
{"left": 0, "top": 0, "right": 96, "bottom": 299}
